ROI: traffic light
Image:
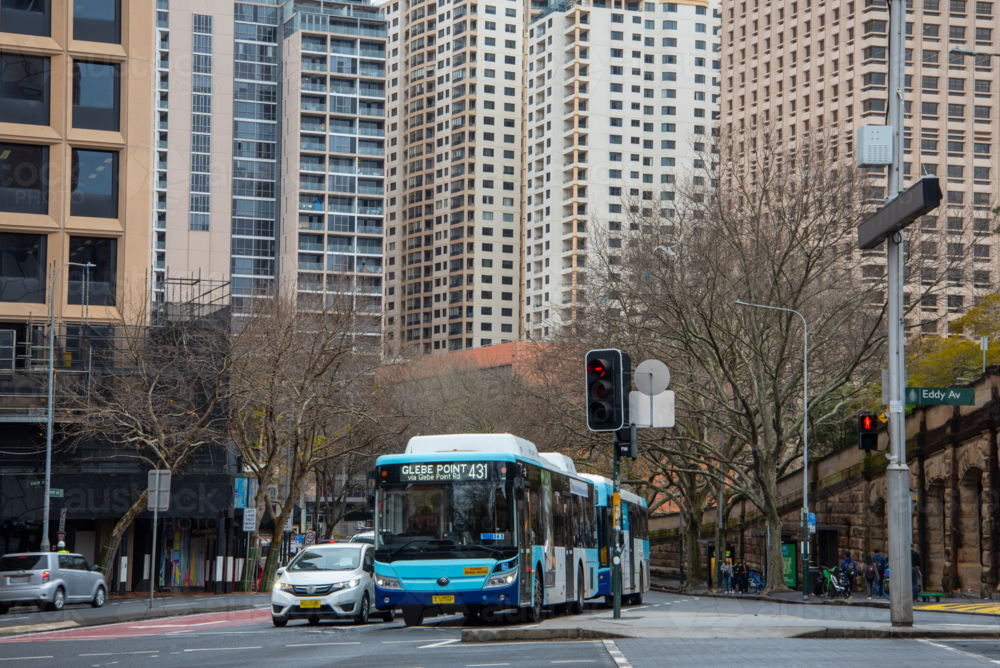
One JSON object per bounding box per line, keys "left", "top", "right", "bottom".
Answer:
{"left": 858, "top": 414, "right": 879, "bottom": 451}
{"left": 586, "top": 349, "right": 631, "bottom": 431}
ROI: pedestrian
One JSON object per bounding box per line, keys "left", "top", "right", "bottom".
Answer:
{"left": 911, "top": 543, "right": 922, "bottom": 598}
{"left": 735, "top": 558, "right": 748, "bottom": 594}
{"left": 862, "top": 555, "right": 878, "bottom": 599}
{"left": 840, "top": 551, "right": 857, "bottom": 597}
{"left": 721, "top": 558, "right": 734, "bottom": 594}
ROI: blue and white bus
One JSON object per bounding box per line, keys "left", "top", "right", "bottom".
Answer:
{"left": 372, "top": 434, "right": 599, "bottom": 626}
{"left": 581, "top": 474, "right": 650, "bottom": 605}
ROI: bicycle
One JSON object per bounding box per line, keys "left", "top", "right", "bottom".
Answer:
{"left": 747, "top": 570, "right": 764, "bottom": 594}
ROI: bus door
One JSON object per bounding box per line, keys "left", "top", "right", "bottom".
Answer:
{"left": 518, "top": 478, "right": 532, "bottom": 607}
{"left": 565, "top": 488, "right": 574, "bottom": 603}
{"left": 622, "top": 504, "right": 632, "bottom": 591}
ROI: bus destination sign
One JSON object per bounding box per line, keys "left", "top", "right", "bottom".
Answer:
{"left": 398, "top": 462, "right": 491, "bottom": 482}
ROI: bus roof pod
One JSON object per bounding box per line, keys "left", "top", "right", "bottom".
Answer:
{"left": 538, "top": 453, "right": 578, "bottom": 475}
{"left": 404, "top": 433, "right": 540, "bottom": 460}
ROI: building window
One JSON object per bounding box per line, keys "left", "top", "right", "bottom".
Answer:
{"left": 68, "top": 236, "right": 117, "bottom": 306}
{"left": 1, "top": 0, "right": 51, "bottom": 37}
{"left": 72, "top": 61, "right": 120, "bottom": 131}
{"left": 71, "top": 149, "right": 118, "bottom": 219}
{"left": 73, "top": 0, "right": 121, "bottom": 45}
{"left": 0, "top": 233, "right": 45, "bottom": 303}
{"left": 0, "top": 54, "right": 50, "bottom": 126}
{"left": 0, "top": 142, "right": 48, "bottom": 215}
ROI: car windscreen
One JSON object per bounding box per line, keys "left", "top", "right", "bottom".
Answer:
{"left": 0, "top": 555, "right": 47, "bottom": 571}
{"left": 287, "top": 548, "right": 360, "bottom": 571}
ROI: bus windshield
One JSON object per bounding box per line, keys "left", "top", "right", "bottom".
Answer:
{"left": 376, "top": 480, "right": 515, "bottom": 560}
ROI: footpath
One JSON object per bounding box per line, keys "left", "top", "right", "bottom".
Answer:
{"left": 463, "top": 577, "right": 1000, "bottom": 643}
{"left": 0, "top": 591, "right": 269, "bottom": 637}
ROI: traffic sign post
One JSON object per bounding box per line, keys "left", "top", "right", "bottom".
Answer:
{"left": 243, "top": 507, "right": 257, "bottom": 532}
{"left": 147, "top": 470, "right": 171, "bottom": 611}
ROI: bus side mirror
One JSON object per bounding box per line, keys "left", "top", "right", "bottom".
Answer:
{"left": 513, "top": 477, "right": 525, "bottom": 501}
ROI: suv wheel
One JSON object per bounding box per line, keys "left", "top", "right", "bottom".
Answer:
{"left": 44, "top": 587, "right": 65, "bottom": 612}
{"left": 91, "top": 586, "right": 106, "bottom": 608}
{"left": 381, "top": 609, "right": 396, "bottom": 623}
{"left": 272, "top": 617, "right": 288, "bottom": 627}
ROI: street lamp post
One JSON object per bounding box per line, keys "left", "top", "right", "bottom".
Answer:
{"left": 735, "top": 300, "right": 810, "bottom": 599}
{"left": 40, "top": 261, "right": 93, "bottom": 553}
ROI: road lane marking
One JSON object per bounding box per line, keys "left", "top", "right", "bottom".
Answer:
{"left": 79, "top": 652, "right": 160, "bottom": 656}
{"left": 552, "top": 661, "right": 596, "bottom": 664}
{"left": 918, "top": 639, "right": 1000, "bottom": 665}
{"left": 0, "top": 657, "right": 53, "bottom": 661}
{"left": 286, "top": 642, "right": 361, "bottom": 647}
{"left": 467, "top": 663, "right": 510, "bottom": 666}
{"left": 183, "top": 647, "right": 262, "bottom": 652}
{"left": 419, "top": 639, "right": 461, "bottom": 648}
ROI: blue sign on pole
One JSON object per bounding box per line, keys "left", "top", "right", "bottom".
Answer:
{"left": 234, "top": 478, "right": 248, "bottom": 509}
{"left": 808, "top": 513, "right": 817, "bottom": 534}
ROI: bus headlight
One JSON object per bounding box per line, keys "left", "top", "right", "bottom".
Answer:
{"left": 376, "top": 575, "right": 403, "bottom": 590}
{"left": 484, "top": 573, "right": 516, "bottom": 588}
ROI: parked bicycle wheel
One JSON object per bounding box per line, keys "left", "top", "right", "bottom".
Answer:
{"left": 882, "top": 578, "right": 890, "bottom": 600}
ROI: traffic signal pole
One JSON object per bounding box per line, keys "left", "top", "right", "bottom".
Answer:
{"left": 886, "top": 0, "right": 914, "bottom": 626}
{"left": 612, "top": 441, "right": 622, "bottom": 620}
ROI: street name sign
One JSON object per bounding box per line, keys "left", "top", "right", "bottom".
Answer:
{"left": 904, "top": 387, "right": 974, "bottom": 406}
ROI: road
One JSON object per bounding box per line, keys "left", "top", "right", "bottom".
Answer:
{"left": 2, "top": 591, "right": 998, "bottom": 667}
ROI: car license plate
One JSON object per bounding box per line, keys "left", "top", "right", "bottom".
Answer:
{"left": 432, "top": 595, "right": 454, "bottom": 605}
{"left": 299, "top": 600, "right": 322, "bottom": 609}
{"left": 7, "top": 576, "right": 29, "bottom": 584}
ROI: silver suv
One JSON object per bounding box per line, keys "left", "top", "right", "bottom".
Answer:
{"left": 0, "top": 552, "right": 107, "bottom": 613}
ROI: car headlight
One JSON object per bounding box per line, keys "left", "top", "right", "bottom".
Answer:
{"left": 273, "top": 581, "right": 293, "bottom": 592}
{"left": 332, "top": 578, "right": 362, "bottom": 590}
{"left": 484, "top": 573, "right": 516, "bottom": 588}
{"left": 375, "top": 575, "right": 403, "bottom": 590}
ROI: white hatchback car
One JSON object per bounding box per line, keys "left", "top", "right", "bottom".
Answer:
{"left": 270, "top": 543, "right": 393, "bottom": 626}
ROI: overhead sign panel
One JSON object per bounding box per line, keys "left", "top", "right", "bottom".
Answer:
{"left": 857, "top": 177, "right": 942, "bottom": 250}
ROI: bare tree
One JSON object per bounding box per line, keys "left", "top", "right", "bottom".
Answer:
{"left": 229, "top": 285, "right": 405, "bottom": 587}
{"left": 66, "top": 279, "right": 238, "bottom": 575}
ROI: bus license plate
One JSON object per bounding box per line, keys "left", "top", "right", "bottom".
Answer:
{"left": 299, "top": 600, "right": 321, "bottom": 609}
{"left": 432, "top": 595, "right": 454, "bottom": 605}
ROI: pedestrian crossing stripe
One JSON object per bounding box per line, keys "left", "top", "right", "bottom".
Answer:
{"left": 916, "top": 602, "right": 1000, "bottom": 615}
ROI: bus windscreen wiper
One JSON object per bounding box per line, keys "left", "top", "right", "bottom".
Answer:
{"left": 386, "top": 538, "right": 451, "bottom": 558}
{"left": 447, "top": 544, "right": 506, "bottom": 557}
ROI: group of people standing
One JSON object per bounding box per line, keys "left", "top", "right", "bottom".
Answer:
{"left": 720, "top": 557, "right": 750, "bottom": 594}
{"left": 830, "top": 544, "right": 922, "bottom": 600}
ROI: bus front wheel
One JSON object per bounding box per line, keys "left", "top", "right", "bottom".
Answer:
{"left": 526, "top": 568, "right": 543, "bottom": 623}
{"left": 402, "top": 607, "right": 424, "bottom": 627}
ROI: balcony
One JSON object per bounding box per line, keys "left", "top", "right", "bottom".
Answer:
{"left": 301, "top": 121, "right": 326, "bottom": 133}
{"left": 358, "top": 166, "right": 384, "bottom": 175}
{"left": 301, "top": 81, "right": 327, "bottom": 93}
{"left": 300, "top": 162, "right": 326, "bottom": 172}
{"left": 301, "top": 139, "right": 326, "bottom": 151}
{"left": 357, "top": 225, "right": 383, "bottom": 235}
{"left": 358, "top": 185, "right": 384, "bottom": 195}
{"left": 359, "top": 107, "right": 385, "bottom": 117}
{"left": 358, "top": 146, "right": 385, "bottom": 155}
{"left": 158, "top": 99, "right": 168, "bottom": 109}
{"left": 328, "top": 245, "right": 356, "bottom": 254}
{"left": 359, "top": 67, "right": 386, "bottom": 77}
{"left": 359, "top": 87, "right": 386, "bottom": 98}
{"left": 328, "top": 204, "right": 357, "bottom": 213}
{"left": 302, "top": 61, "right": 327, "bottom": 72}
{"left": 301, "top": 101, "right": 327, "bottom": 112}
{"left": 299, "top": 242, "right": 325, "bottom": 252}
{"left": 299, "top": 260, "right": 324, "bottom": 271}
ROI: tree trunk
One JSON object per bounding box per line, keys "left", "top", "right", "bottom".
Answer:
{"left": 764, "top": 510, "right": 790, "bottom": 592}
{"left": 96, "top": 490, "right": 148, "bottom": 577}
{"left": 712, "top": 482, "right": 727, "bottom": 592}
{"left": 686, "top": 506, "right": 705, "bottom": 585}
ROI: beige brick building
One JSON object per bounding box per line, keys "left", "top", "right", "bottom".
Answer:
{"left": 721, "top": 0, "right": 999, "bottom": 332}
{"left": 0, "top": 0, "right": 154, "bottom": 369}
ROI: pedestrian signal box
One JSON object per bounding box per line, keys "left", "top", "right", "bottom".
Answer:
{"left": 858, "top": 414, "right": 879, "bottom": 451}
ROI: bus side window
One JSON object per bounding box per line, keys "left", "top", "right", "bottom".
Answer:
{"left": 528, "top": 465, "right": 542, "bottom": 546}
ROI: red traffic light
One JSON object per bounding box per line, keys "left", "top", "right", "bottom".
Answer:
{"left": 862, "top": 415, "right": 873, "bottom": 430}
{"left": 587, "top": 359, "right": 609, "bottom": 378}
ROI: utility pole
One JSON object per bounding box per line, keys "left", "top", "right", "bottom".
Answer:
{"left": 611, "top": 435, "right": 622, "bottom": 619}
{"left": 885, "top": 0, "right": 914, "bottom": 626}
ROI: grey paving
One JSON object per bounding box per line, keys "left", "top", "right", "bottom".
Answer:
{"left": 616, "top": 638, "right": 997, "bottom": 668}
